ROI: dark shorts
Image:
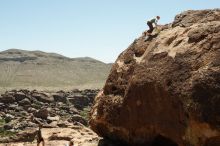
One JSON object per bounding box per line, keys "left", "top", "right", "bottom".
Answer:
{"left": 37, "top": 137, "right": 44, "bottom": 143}
{"left": 147, "top": 21, "right": 154, "bottom": 33}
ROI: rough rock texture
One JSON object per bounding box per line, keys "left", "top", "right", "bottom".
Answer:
{"left": 90, "top": 9, "right": 220, "bottom": 146}
{"left": 0, "top": 126, "right": 99, "bottom": 146}
{"left": 0, "top": 89, "right": 99, "bottom": 144}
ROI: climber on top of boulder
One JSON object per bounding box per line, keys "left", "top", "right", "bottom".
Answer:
{"left": 145, "top": 16, "right": 160, "bottom": 36}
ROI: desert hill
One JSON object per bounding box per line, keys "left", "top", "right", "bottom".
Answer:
{"left": 0, "top": 49, "right": 111, "bottom": 92}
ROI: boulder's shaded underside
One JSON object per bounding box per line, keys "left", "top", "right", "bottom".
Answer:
{"left": 90, "top": 9, "right": 220, "bottom": 146}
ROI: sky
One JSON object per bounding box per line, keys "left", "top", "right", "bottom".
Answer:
{"left": 0, "top": 1, "right": 219, "bottom": 63}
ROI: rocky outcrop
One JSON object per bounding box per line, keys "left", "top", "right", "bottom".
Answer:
{"left": 0, "top": 89, "right": 99, "bottom": 144}
{"left": 1, "top": 126, "right": 100, "bottom": 146}
{"left": 90, "top": 9, "right": 220, "bottom": 146}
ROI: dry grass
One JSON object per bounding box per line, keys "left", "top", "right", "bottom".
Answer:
{"left": 0, "top": 49, "right": 111, "bottom": 93}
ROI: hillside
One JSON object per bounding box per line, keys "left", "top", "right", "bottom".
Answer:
{"left": 0, "top": 49, "right": 111, "bottom": 92}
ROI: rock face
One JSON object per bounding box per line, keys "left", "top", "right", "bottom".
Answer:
{"left": 90, "top": 9, "right": 220, "bottom": 146}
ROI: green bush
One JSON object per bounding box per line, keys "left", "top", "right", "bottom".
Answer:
{"left": 0, "top": 118, "right": 16, "bottom": 137}
{"left": 79, "top": 107, "right": 91, "bottom": 121}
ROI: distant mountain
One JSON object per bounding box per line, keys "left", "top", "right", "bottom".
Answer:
{"left": 0, "top": 49, "right": 112, "bottom": 91}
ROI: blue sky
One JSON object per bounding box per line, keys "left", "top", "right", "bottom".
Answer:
{"left": 0, "top": 0, "right": 219, "bottom": 63}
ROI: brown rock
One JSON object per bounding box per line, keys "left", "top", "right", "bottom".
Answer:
{"left": 57, "top": 121, "right": 73, "bottom": 128}
{"left": 18, "top": 98, "right": 31, "bottom": 106}
{"left": 32, "top": 92, "right": 54, "bottom": 103}
{"left": 53, "top": 92, "right": 67, "bottom": 103}
{"left": 14, "top": 92, "right": 29, "bottom": 101}
{"left": 6, "top": 128, "right": 38, "bottom": 142}
{"left": 3, "top": 124, "right": 13, "bottom": 130}
{"left": 90, "top": 9, "right": 220, "bottom": 146}
{"left": 0, "top": 95, "right": 15, "bottom": 103}
{"left": 204, "top": 136, "right": 220, "bottom": 146}
{"left": 68, "top": 95, "right": 90, "bottom": 110}
{"left": 172, "top": 9, "right": 220, "bottom": 27}
{"left": 69, "top": 115, "right": 87, "bottom": 126}
{"left": 34, "top": 108, "right": 49, "bottom": 119}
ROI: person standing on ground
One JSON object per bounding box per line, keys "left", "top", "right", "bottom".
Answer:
{"left": 37, "top": 124, "right": 45, "bottom": 146}
{"left": 65, "top": 141, "right": 74, "bottom": 146}
{"left": 146, "top": 16, "right": 160, "bottom": 35}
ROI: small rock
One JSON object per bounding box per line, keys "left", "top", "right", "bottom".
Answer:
{"left": 4, "top": 114, "right": 15, "bottom": 123}
{"left": 69, "top": 115, "right": 87, "bottom": 126}
{"left": 34, "top": 108, "right": 49, "bottom": 119}
{"left": 48, "top": 121, "right": 58, "bottom": 128}
{"left": 14, "top": 92, "right": 29, "bottom": 101}
{"left": 10, "top": 128, "right": 38, "bottom": 142}
{"left": 0, "top": 95, "right": 15, "bottom": 104}
{"left": 47, "top": 116, "right": 60, "bottom": 122}
{"left": 3, "top": 124, "right": 13, "bottom": 130}
{"left": 20, "top": 111, "right": 28, "bottom": 117}
{"left": 57, "top": 121, "right": 72, "bottom": 128}
{"left": 18, "top": 98, "right": 31, "bottom": 106}
{"left": 8, "top": 104, "right": 19, "bottom": 110}
{"left": 68, "top": 95, "right": 90, "bottom": 110}
{"left": 53, "top": 93, "right": 67, "bottom": 103}
{"left": 27, "top": 107, "right": 37, "bottom": 113}
{"left": 32, "top": 92, "right": 54, "bottom": 103}
{"left": 0, "top": 102, "right": 5, "bottom": 109}
{"left": 69, "top": 107, "right": 79, "bottom": 114}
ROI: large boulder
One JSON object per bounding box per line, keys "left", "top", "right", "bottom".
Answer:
{"left": 90, "top": 9, "right": 220, "bottom": 146}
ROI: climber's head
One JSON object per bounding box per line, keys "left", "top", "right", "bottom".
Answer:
{"left": 156, "top": 16, "right": 160, "bottom": 20}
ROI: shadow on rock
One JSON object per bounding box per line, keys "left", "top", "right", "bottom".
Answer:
{"left": 97, "top": 136, "right": 178, "bottom": 146}
{"left": 98, "top": 138, "right": 129, "bottom": 146}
